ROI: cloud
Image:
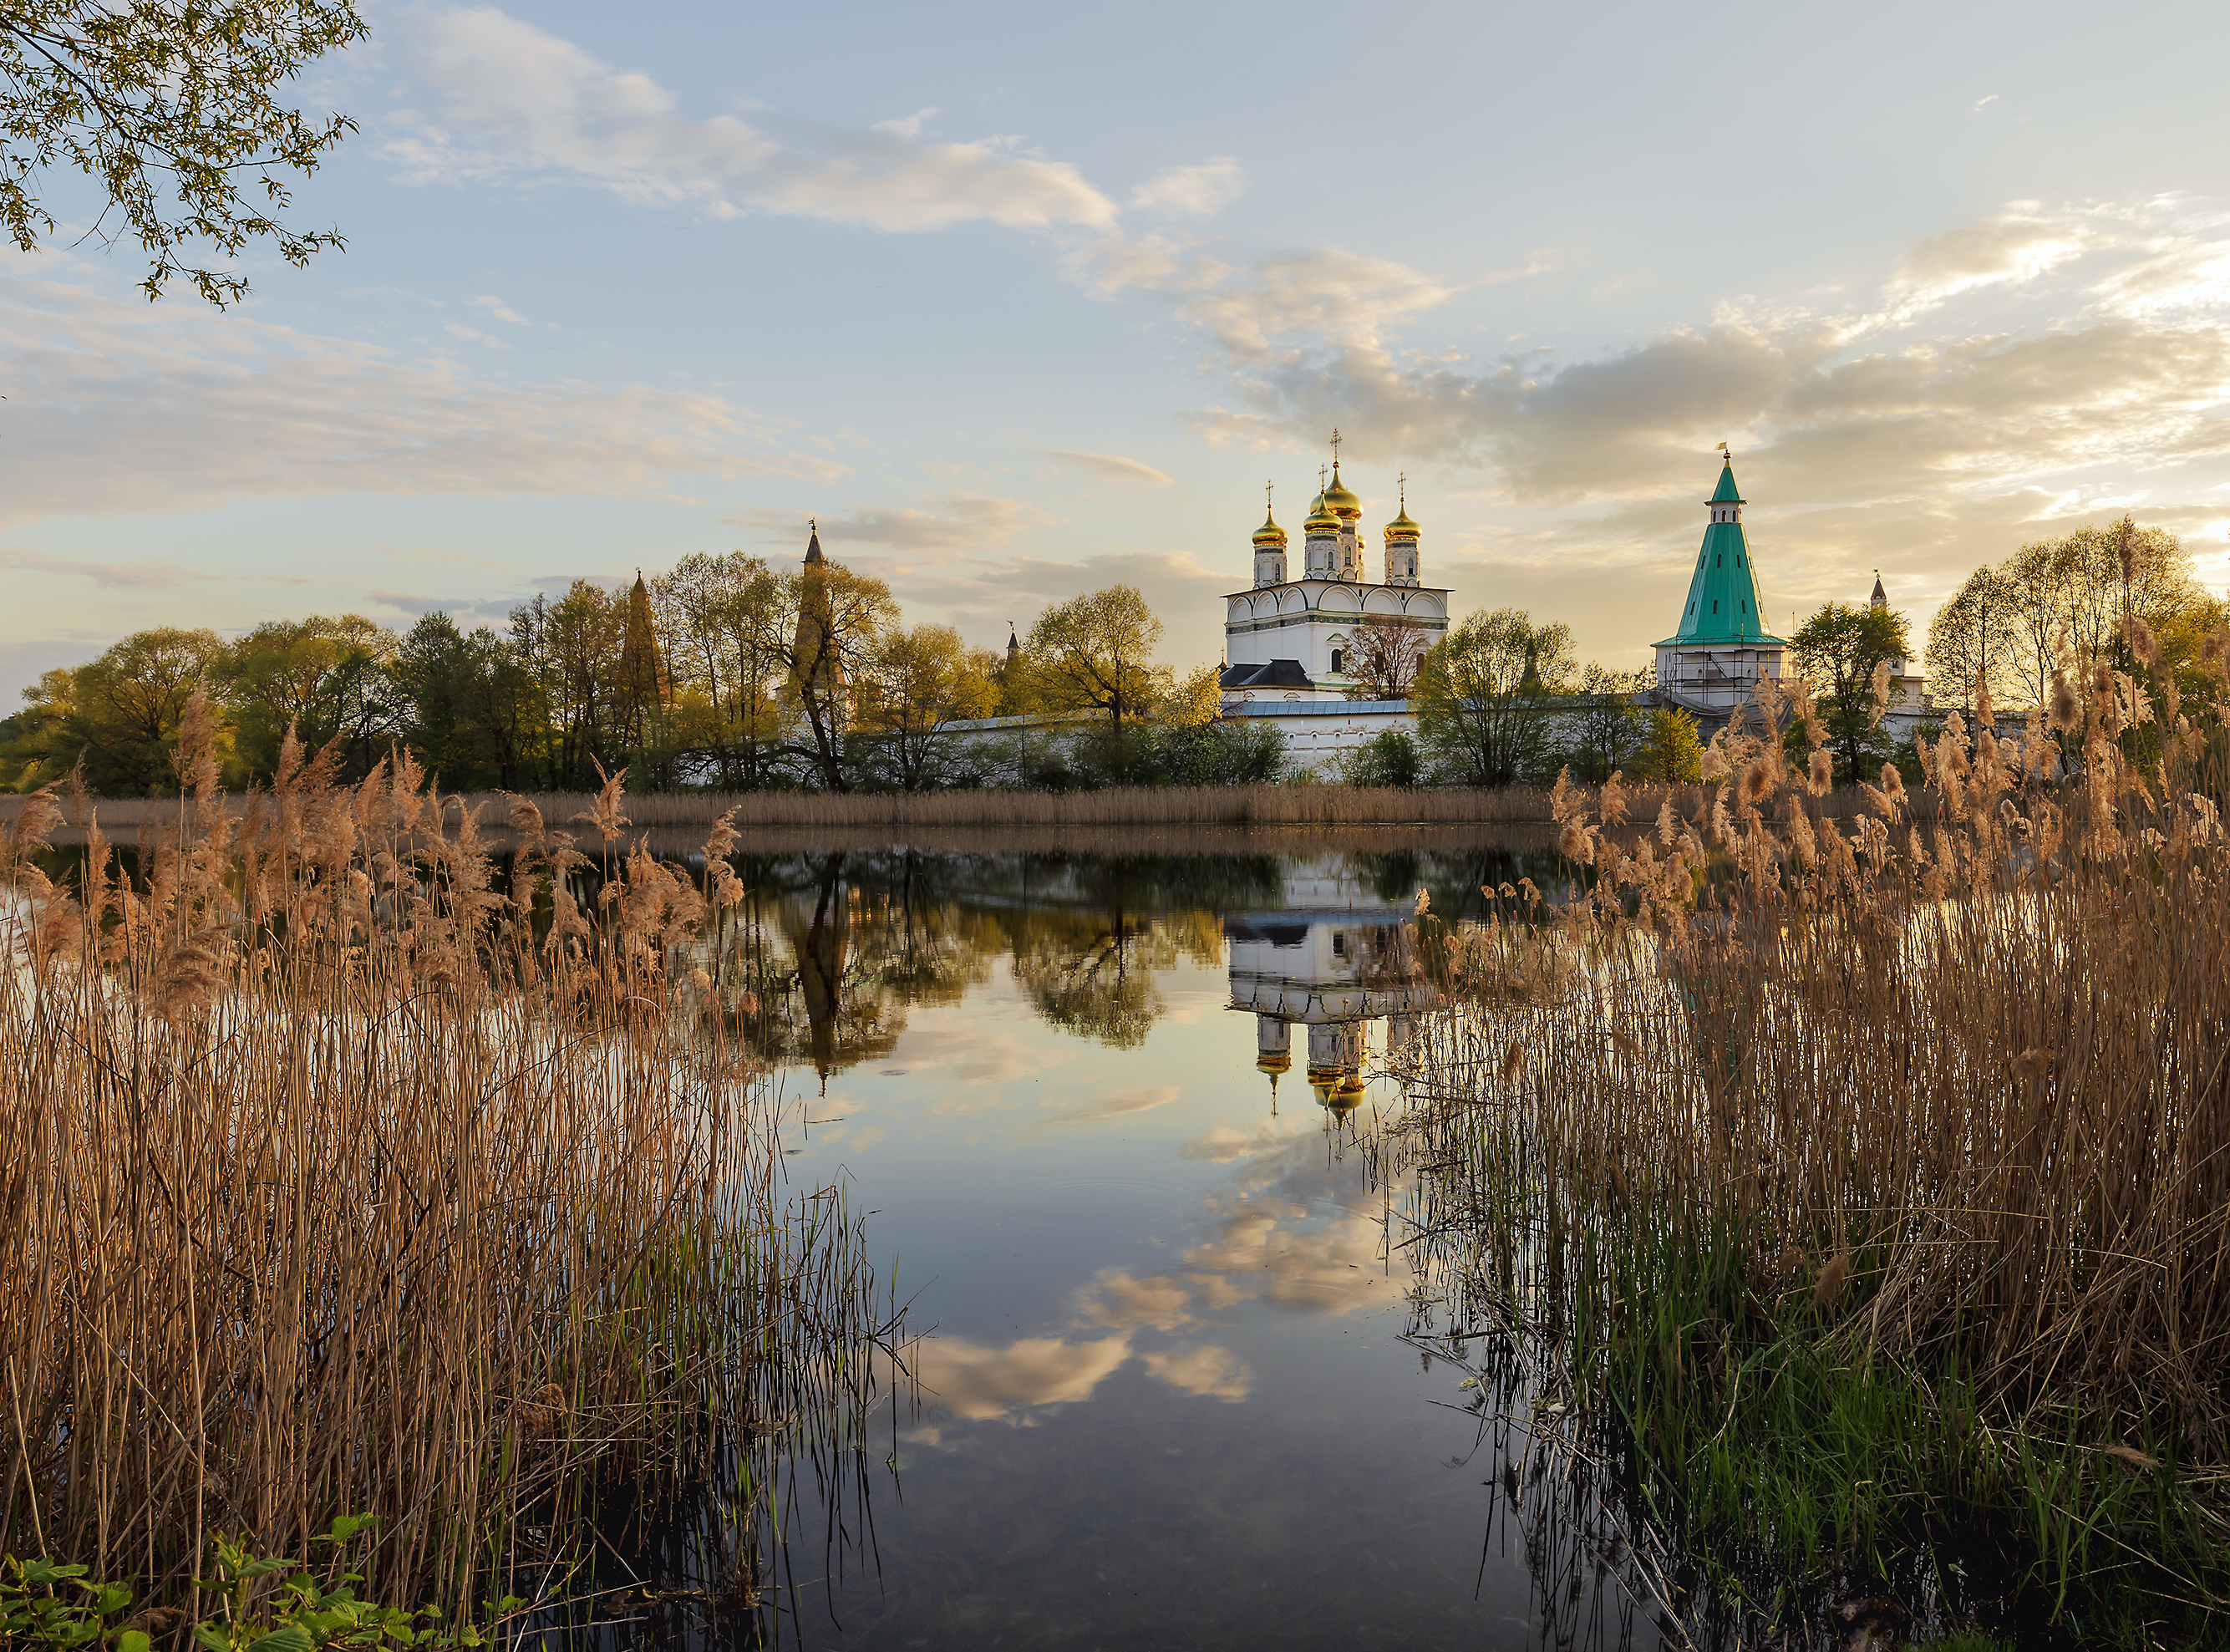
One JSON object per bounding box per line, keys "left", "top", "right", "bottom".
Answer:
{"left": 1128, "top": 159, "right": 1245, "bottom": 218}
{"left": 0, "top": 547, "right": 220, "bottom": 589}
{"left": 1973, "top": 94, "right": 2000, "bottom": 113}
{"left": 724, "top": 495, "right": 1062, "bottom": 552}
{"left": 1886, "top": 209, "right": 2106, "bottom": 311}
{"left": 388, "top": 7, "right": 1119, "bottom": 232}
{"left": 912, "top": 1333, "right": 1132, "bottom": 1423}
{"left": 1140, "top": 1344, "right": 1251, "bottom": 1401}
{"left": 1041, "top": 450, "right": 1176, "bottom": 488}
{"left": 0, "top": 262, "right": 846, "bottom": 528}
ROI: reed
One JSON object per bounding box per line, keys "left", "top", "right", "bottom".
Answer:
{"left": 1392, "top": 648, "right": 2230, "bottom": 1638}
{"left": 0, "top": 709, "right": 901, "bottom": 1636}
{"left": 3, "top": 781, "right": 1916, "bottom": 845}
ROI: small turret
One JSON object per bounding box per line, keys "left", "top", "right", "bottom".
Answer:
{"left": 1383, "top": 473, "right": 1420, "bottom": 587}
{"left": 1252, "top": 482, "right": 1288, "bottom": 587}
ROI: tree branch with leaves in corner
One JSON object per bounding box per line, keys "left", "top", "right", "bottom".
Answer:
{"left": 1, "top": 0, "right": 367, "bottom": 304}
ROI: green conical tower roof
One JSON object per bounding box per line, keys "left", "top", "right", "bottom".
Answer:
{"left": 1653, "top": 455, "right": 1785, "bottom": 649}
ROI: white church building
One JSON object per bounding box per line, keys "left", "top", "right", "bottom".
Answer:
{"left": 1219, "top": 444, "right": 1938, "bottom": 774}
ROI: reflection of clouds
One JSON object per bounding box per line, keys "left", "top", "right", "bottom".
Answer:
{"left": 896, "top": 1022, "right": 1074, "bottom": 1086}
{"left": 1177, "top": 1114, "right": 1318, "bottom": 1165}
{"left": 913, "top": 1333, "right": 1132, "bottom": 1422}
{"left": 1045, "top": 1084, "right": 1181, "bottom": 1124}
{"left": 1078, "top": 1272, "right": 1193, "bottom": 1332}
{"left": 1184, "top": 1205, "right": 1384, "bottom": 1313}
{"left": 1142, "top": 1344, "right": 1252, "bottom": 1402}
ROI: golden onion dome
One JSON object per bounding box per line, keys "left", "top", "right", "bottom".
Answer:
{"left": 1252, "top": 508, "right": 1288, "bottom": 546}
{"left": 1303, "top": 491, "right": 1339, "bottom": 531}
{"left": 1384, "top": 506, "right": 1420, "bottom": 541}
{"left": 1256, "top": 1051, "right": 1292, "bottom": 1073}
{"left": 1326, "top": 1075, "right": 1367, "bottom": 1115}
{"left": 1321, "top": 462, "right": 1362, "bottom": 520}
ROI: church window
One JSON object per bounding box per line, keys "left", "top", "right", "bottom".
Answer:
{"left": 1713, "top": 601, "right": 1719, "bottom": 614}
{"left": 1330, "top": 649, "right": 1344, "bottom": 673}
{"left": 1715, "top": 555, "right": 1722, "bottom": 567}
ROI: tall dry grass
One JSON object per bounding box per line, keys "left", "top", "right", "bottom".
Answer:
{"left": 0, "top": 705, "right": 899, "bottom": 1630}
{"left": 3, "top": 781, "right": 1915, "bottom": 846}
{"left": 1393, "top": 646, "right": 2230, "bottom": 1625}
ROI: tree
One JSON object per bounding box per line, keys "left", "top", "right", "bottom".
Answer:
{"left": 854, "top": 623, "right": 998, "bottom": 791}
{"left": 1342, "top": 729, "right": 1421, "bottom": 788}
{"left": 1410, "top": 608, "right": 1575, "bottom": 786}
{"left": 389, "top": 613, "right": 547, "bottom": 790}
{"left": 1925, "top": 567, "right": 2017, "bottom": 713}
{"left": 738, "top": 559, "right": 895, "bottom": 792}
{"left": 653, "top": 552, "right": 787, "bottom": 788}
{"left": 50, "top": 627, "right": 227, "bottom": 795}
{"left": 1344, "top": 613, "right": 1432, "bottom": 701}
{"left": 218, "top": 613, "right": 394, "bottom": 781}
{"left": 2, "top": 0, "right": 367, "bottom": 304}
{"left": 1790, "top": 601, "right": 1909, "bottom": 785}
{"left": 1633, "top": 707, "right": 1704, "bottom": 784}
{"left": 1024, "top": 585, "right": 1171, "bottom": 724}
{"left": 1997, "top": 519, "right": 2205, "bottom": 708}
{"left": 1563, "top": 663, "right": 1649, "bottom": 782}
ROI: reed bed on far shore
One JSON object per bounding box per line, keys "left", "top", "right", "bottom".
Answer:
{"left": 0, "top": 703, "right": 902, "bottom": 1637}
{"left": 1393, "top": 656, "right": 2230, "bottom": 1642}
{"left": 1, "top": 780, "right": 1913, "bottom": 849}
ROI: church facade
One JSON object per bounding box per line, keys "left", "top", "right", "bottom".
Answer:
{"left": 1220, "top": 445, "right": 1450, "bottom": 704}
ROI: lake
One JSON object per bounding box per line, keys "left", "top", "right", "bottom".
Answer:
{"left": 699, "top": 839, "right": 1664, "bottom": 1651}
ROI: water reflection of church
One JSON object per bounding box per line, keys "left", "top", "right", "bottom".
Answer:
{"left": 1227, "top": 895, "right": 1440, "bottom": 1116}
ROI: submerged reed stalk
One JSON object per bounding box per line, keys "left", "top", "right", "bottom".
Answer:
{"left": 0, "top": 719, "right": 895, "bottom": 1629}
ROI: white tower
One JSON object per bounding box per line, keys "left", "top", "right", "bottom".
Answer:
{"left": 1252, "top": 485, "right": 1288, "bottom": 587}
{"left": 1383, "top": 474, "right": 1420, "bottom": 587}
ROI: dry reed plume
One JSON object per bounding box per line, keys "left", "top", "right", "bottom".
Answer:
{"left": 0, "top": 705, "right": 898, "bottom": 1632}
{"left": 1395, "top": 634, "right": 2230, "bottom": 1619}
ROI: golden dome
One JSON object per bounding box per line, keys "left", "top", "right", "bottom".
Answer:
{"left": 1256, "top": 1051, "right": 1292, "bottom": 1073}
{"left": 1321, "top": 460, "right": 1362, "bottom": 521}
{"left": 1325, "top": 1075, "right": 1367, "bottom": 1115}
{"left": 1303, "top": 491, "right": 1339, "bottom": 531}
{"left": 1253, "top": 508, "right": 1288, "bottom": 546}
{"left": 1384, "top": 506, "right": 1420, "bottom": 541}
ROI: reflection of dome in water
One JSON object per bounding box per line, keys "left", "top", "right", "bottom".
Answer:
{"left": 1257, "top": 1052, "right": 1291, "bottom": 1073}
{"left": 1324, "top": 1075, "right": 1367, "bottom": 1116}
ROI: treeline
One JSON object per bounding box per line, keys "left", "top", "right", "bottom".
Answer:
{"left": 0, "top": 557, "right": 1265, "bottom": 796}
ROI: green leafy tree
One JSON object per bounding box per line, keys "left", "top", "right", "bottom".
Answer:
{"left": 62, "top": 626, "right": 226, "bottom": 795}
{"left": 854, "top": 623, "right": 998, "bottom": 791}
{"left": 1024, "top": 584, "right": 1171, "bottom": 725}
{"left": 1342, "top": 728, "right": 1422, "bottom": 787}
{"left": 1411, "top": 608, "right": 1575, "bottom": 786}
{"left": 2, "top": 0, "right": 368, "bottom": 304}
{"left": 1790, "top": 601, "right": 1909, "bottom": 784}
{"left": 738, "top": 558, "right": 895, "bottom": 792}
{"left": 218, "top": 613, "right": 394, "bottom": 781}
{"left": 653, "top": 552, "right": 787, "bottom": 788}
{"left": 389, "top": 613, "right": 546, "bottom": 790}
{"left": 1563, "top": 663, "right": 1649, "bottom": 782}
{"left": 1633, "top": 707, "right": 1704, "bottom": 784}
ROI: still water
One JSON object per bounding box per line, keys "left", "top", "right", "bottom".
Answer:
{"left": 711, "top": 841, "right": 1662, "bottom": 1651}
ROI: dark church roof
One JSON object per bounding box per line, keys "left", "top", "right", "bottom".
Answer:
{"left": 1220, "top": 658, "right": 1315, "bottom": 689}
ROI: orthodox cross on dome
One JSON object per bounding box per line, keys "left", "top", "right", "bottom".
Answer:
{"left": 1398, "top": 471, "right": 1407, "bottom": 508}
{"left": 1329, "top": 428, "right": 1343, "bottom": 466}
{"left": 1318, "top": 464, "right": 1328, "bottom": 492}
{"left": 1265, "top": 480, "right": 1274, "bottom": 513}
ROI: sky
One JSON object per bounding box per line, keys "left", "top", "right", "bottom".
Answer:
{"left": 7, "top": 0, "right": 2230, "bottom": 694}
